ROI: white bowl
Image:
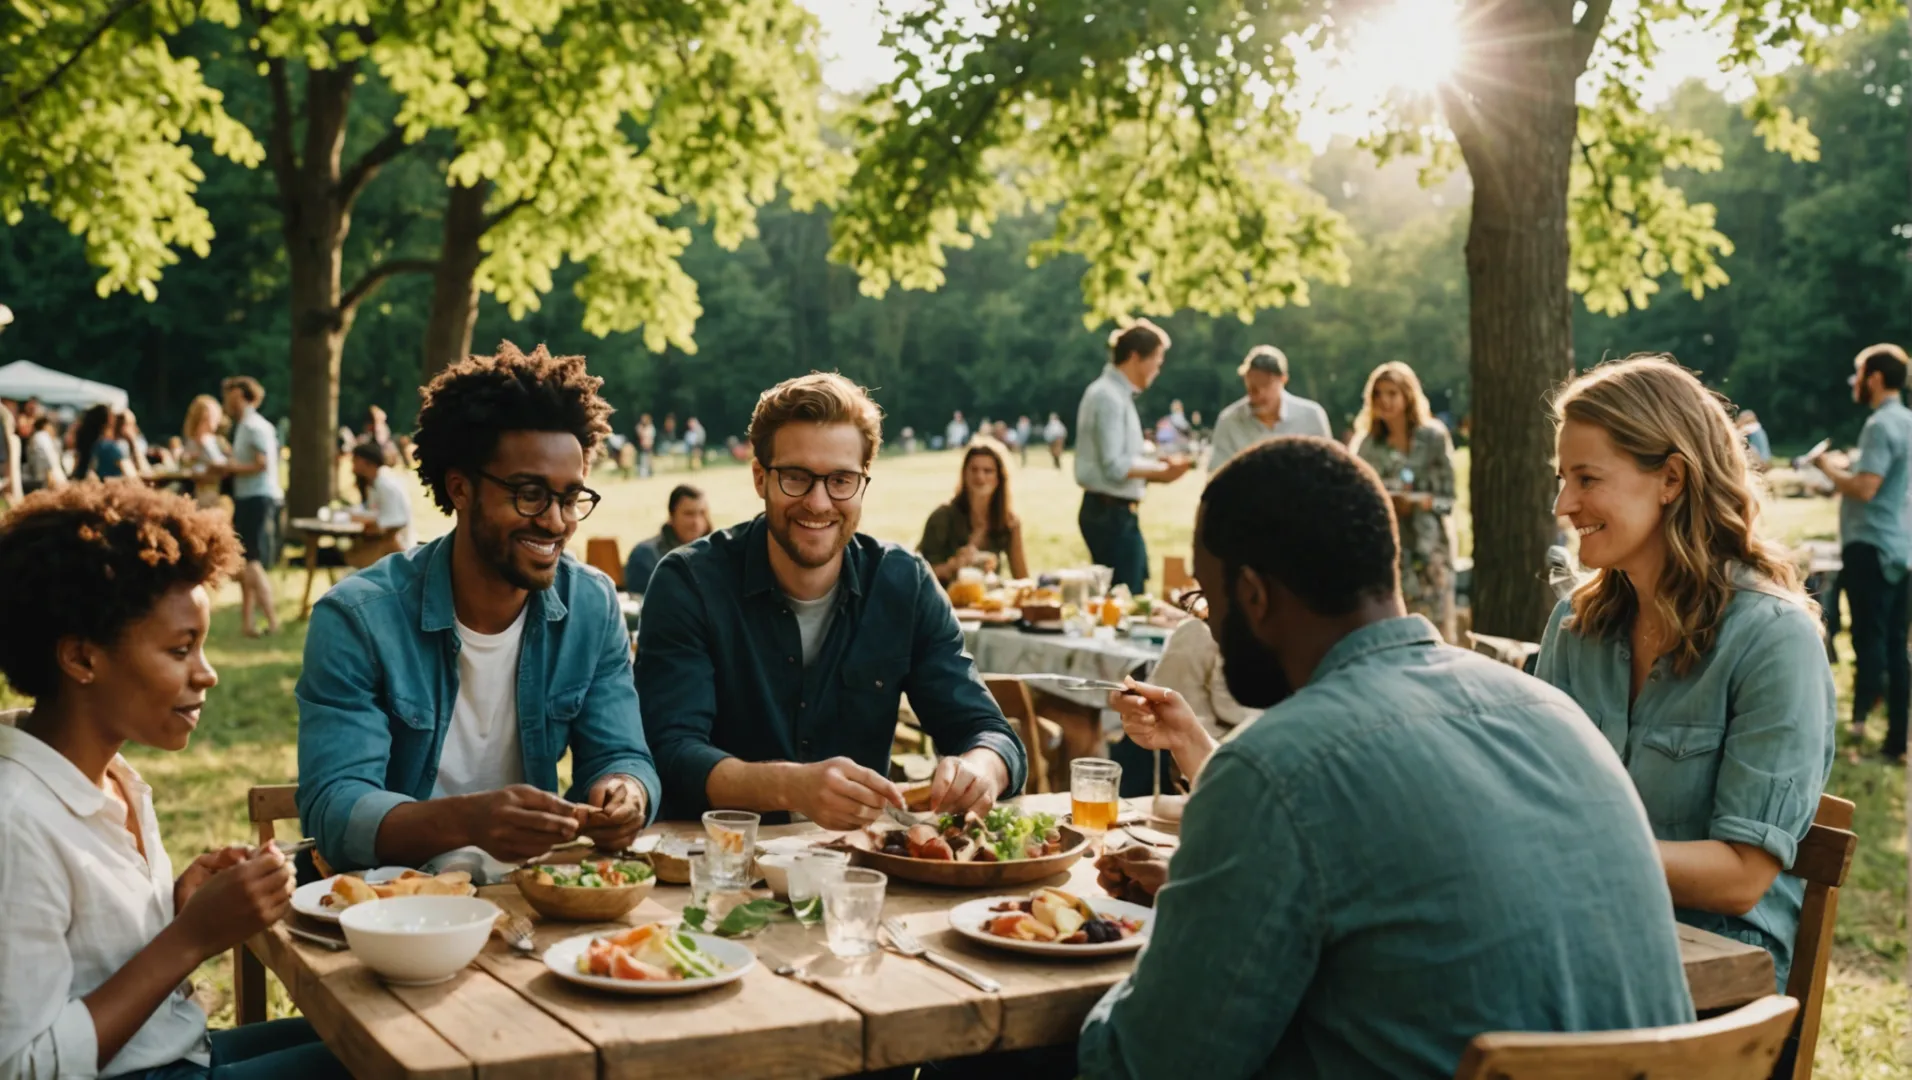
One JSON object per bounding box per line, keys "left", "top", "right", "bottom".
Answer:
{"left": 756, "top": 852, "right": 799, "bottom": 897}
{"left": 337, "top": 895, "right": 499, "bottom": 986}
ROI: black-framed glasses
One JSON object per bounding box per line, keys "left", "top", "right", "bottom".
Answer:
{"left": 768, "top": 465, "right": 870, "bottom": 502}
{"left": 1174, "top": 587, "right": 1208, "bottom": 622}
{"left": 474, "top": 470, "right": 601, "bottom": 521}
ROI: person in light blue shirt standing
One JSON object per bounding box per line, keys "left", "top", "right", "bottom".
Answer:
{"left": 1812, "top": 342, "right": 1912, "bottom": 760}
{"left": 1206, "top": 345, "right": 1333, "bottom": 470}
{"left": 222, "top": 376, "right": 283, "bottom": 637}
{"left": 1073, "top": 320, "right": 1192, "bottom": 594}
{"left": 1540, "top": 357, "right": 1833, "bottom": 1028}
{"left": 1079, "top": 436, "right": 1694, "bottom": 1080}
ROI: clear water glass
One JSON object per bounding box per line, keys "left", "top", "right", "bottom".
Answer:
{"left": 787, "top": 849, "right": 850, "bottom": 926}
{"left": 702, "top": 810, "right": 759, "bottom": 890}
{"left": 824, "top": 868, "right": 887, "bottom": 958}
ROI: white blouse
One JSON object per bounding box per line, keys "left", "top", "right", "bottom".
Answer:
{"left": 0, "top": 714, "right": 210, "bottom": 1079}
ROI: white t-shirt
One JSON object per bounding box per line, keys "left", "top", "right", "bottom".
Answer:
{"left": 432, "top": 608, "right": 529, "bottom": 799}
{"left": 0, "top": 715, "right": 212, "bottom": 1078}
{"left": 366, "top": 467, "right": 414, "bottom": 550}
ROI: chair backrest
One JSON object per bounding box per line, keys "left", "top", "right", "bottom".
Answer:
{"left": 983, "top": 675, "right": 1050, "bottom": 795}
{"left": 1161, "top": 556, "right": 1195, "bottom": 595}
{"left": 584, "top": 536, "right": 625, "bottom": 589}
{"left": 1781, "top": 793, "right": 1857, "bottom": 1080}
{"left": 1453, "top": 995, "right": 1800, "bottom": 1080}
{"left": 247, "top": 784, "right": 300, "bottom": 847}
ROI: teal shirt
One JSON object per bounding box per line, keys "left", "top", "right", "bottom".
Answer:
{"left": 1839, "top": 397, "right": 1912, "bottom": 580}
{"left": 1535, "top": 585, "right": 1834, "bottom": 989}
{"left": 1078, "top": 617, "right": 1694, "bottom": 1080}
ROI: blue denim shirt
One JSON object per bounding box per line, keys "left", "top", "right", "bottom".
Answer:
{"left": 1078, "top": 617, "right": 1694, "bottom": 1080}
{"left": 1536, "top": 583, "right": 1834, "bottom": 988}
{"left": 636, "top": 516, "right": 1027, "bottom": 821}
{"left": 296, "top": 534, "right": 661, "bottom": 870}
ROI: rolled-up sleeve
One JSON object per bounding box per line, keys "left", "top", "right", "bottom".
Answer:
{"left": 295, "top": 599, "right": 412, "bottom": 871}
{"left": 0, "top": 829, "right": 98, "bottom": 1080}
{"left": 901, "top": 557, "right": 1028, "bottom": 795}
{"left": 1079, "top": 750, "right": 1321, "bottom": 1079}
{"left": 1711, "top": 607, "right": 1834, "bottom": 868}
{"left": 565, "top": 581, "right": 661, "bottom": 824}
{"left": 635, "top": 554, "right": 731, "bottom": 819}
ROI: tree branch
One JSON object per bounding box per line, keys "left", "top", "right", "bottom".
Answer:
{"left": 8, "top": 0, "right": 145, "bottom": 113}
{"left": 481, "top": 196, "right": 534, "bottom": 236}
{"left": 1574, "top": 0, "right": 1618, "bottom": 71}
{"left": 339, "top": 258, "right": 438, "bottom": 316}
{"left": 338, "top": 126, "right": 413, "bottom": 209}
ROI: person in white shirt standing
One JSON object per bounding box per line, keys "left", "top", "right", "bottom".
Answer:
{"left": 1206, "top": 345, "right": 1333, "bottom": 471}
{"left": 344, "top": 442, "right": 415, "bottom": 569}
{"left": 0, "top": 481, "right": 337, "bottom": 1079}
{"left": 220, "top": 376, "right": 282, "bottom": 638}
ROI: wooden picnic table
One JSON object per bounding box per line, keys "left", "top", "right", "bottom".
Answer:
{"left": 248, "top": 793, "right": 1776, "bottom": 1079}
{"left": 290, "top": 516, "right": 376, "bottom": 619}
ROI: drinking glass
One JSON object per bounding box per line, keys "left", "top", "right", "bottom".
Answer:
{"left": 824, "top": 868, "right": 887, "bottom": 958}
{"left": 702, "top": 810, "right": 759, "bottom": 890}
{"left": 788, "top": 849, "right": 851, "bottom": 926}
{"left": 1070, "top": 758, "right": 1123, "bottom": 852}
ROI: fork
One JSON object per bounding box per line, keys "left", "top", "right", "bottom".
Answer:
{"left": 492, "top": 912, "right": 536, "bottom": 954}
{"left": 882, "top": 918, "right": 1000, "bottom": 993}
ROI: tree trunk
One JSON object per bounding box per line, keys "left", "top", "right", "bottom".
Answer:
{"left": 1450, "top": 0, "right": 1587, "bottom": 640}
{"left": 422, "top": 180, "right": 490, "bottom": 379}
{"left": 282, "top": 66, "right": 357, "bottom": 517}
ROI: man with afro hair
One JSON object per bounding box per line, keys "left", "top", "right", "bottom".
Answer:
{"left": 296, "top": 342, "right": 659, "bottom": 878}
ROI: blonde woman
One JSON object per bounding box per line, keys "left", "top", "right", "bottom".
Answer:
{"left": 1350, "top": 362, "right": 1457, "bottom": 639}
{"left": 1536, "top": 355, "right": 1832, "bottom": 1000}
{"left": 180, "top": 395, "right": 228, "bottom": 509}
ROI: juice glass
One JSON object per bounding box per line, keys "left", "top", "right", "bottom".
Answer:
{"left": 1070, "top": 758, "right": 1122, "bottom": 851}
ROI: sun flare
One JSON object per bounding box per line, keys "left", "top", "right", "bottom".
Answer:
{"left": 1346, "top": 0, "right": 1464, "bottom": 97}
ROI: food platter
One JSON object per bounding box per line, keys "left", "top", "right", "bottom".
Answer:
{"left": 834, "top": 824, "right": 1092, "bottom": 888}
{"left": 290, "top": 866, "right": 416, "bottom": 924}
{"left": 542, "top": 931, "right": 756, "bottom": 996}
{"left": 946, "top": 894, "right": 1154, "bottom": 957}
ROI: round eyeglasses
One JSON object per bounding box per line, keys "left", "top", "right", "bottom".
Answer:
{"left": 768, "top": 466, "right": 870, "bottom": 502}
{"left": 475, "top": 470, "right": 601, "bottom": 521}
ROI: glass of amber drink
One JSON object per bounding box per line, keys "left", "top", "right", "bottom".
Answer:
{"left": 1070, "top": 758, "right": 1122, "bottom": 852}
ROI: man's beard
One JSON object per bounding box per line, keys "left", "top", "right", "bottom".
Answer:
{"left": 768, "top": 509, "right": 851, "bottom": 570}
{"left": 471, "top": 511, "right": 560, "bottom": 591}
{"left": 1215, "top": 603, "right": 1296, "bottom": 710}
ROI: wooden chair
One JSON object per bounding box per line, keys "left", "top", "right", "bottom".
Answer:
{"left": 234, "top": 784, "right": 300, "bottom": 1026}
{"left": 1776, "top": 794, "right": 1857, "bottom": 1080}
{"left": 1161, "top": 556, "right": 1195, "bottom": 595}
{"left": 584, "top": 536, "right": 625, "bottom": 590}
{"left": 1453, "top": 994, "right": 1799, "bottom": 1079}
{"left": 984, "top": 675, "right": 1067, "bottom": 794}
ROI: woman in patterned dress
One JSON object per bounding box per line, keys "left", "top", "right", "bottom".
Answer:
{"left": 1351, "top": 362, "right": 1458, "bottom": 640}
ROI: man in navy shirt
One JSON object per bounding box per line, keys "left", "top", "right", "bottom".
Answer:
{"left": 639, "top": 373, "right": 1027, "bottom": 825}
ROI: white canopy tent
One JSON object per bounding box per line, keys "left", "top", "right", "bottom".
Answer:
{"left": 0, "top": 360, "right": 129, "bottom": 410}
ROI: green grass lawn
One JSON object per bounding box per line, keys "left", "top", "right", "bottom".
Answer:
{"left": 1, "top": 449, "right": 1903, "bottom": 1074}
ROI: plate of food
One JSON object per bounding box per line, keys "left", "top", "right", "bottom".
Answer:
{"left": 293, "top": 869, "right": 476, "bottom": 924}
{"left": 833, "top": 805, "right": 1090, "bottom": 888}
{"left": 948, "top": 888, "right": 1152, "bottom": 957}
{"left": 542, "top": 924, "right": 755, "bottom": 995}
{"left": 513, "top": 857, "right": 656, "bottom": 921}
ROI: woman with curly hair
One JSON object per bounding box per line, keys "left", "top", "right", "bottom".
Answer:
{"left": 1350, "top": 361, "right": 1458, "bottom": 641}
{"left": 0, "top": 483, "right": 338, "bottom": 1078}
{"left": 1536, "top": 355, "right": 1833, "bottom": 999}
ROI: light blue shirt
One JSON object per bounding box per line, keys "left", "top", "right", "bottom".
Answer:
{"left": 230, "top": 407, "right": 282, "bottom": 501}
{"left": 1075, "top": 365, "right": 1147, "bottom": 501}
{"left": 1839, "top": 396, "right": 1912, "bottom": 580}
{"left": 1078, "top": 617, "right": 1695, "bottom": 1080}
{"left": 1535, "top": 583, "right": 1833, "bottom": 989}
{"left": 1207, "top": 392, "right": 1333, "bottom": 471}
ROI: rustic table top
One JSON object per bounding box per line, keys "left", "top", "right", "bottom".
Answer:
{"left": 252, "top": 794, "right": 1775, "bottom": 1079}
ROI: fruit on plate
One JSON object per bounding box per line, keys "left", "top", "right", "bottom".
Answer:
{"left": 581, "top": 923, "right": 726, "bottom": 982}
{"left": 986, "top": 887, "right": 1143, "bottom": 945}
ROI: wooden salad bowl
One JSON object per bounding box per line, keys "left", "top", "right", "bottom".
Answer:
{"left": 832, "top": 824, "right": 1093, "bottom": 889}
{"left": 512, "top": 848, "right": 656, "bottom": 922}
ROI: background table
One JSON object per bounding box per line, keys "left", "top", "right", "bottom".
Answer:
{"left": 250, "top": 793, "right": 1775, "bottom": 1079}
{"left": 290, "top": 517, "right": 374, "bottom": 619}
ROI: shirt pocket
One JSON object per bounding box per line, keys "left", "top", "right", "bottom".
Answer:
{"left": 1631, "top": 723, "right": 1727, "bottom": 839}
{"left": 388, "top": 694, "right": 436, "bottom": 733}
{"left": 544, "top": 683, "right": 590, "bottom": 760}
{"left": 839, "top": 657, "right": 911, "bottom": 737}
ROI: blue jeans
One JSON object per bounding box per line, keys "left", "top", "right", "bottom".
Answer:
{"left": 130, "top": 1019, "right": 341, "bottom": 1080}
{"left": 1077, "top": 493, "right": 1148, "bottom": 594}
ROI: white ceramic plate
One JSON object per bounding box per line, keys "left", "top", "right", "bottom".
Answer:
{"left": 947, "top": 895, "right": 1154, "bottom": 957}
{"left": 542, "top": 931, "right": 756, "bottom": 995}
{"left": 291, "top": 867, "right": 413, "bottom": 924}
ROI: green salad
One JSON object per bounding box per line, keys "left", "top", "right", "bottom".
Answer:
{"left": 937, "top": 805, "right": 1063, "bottom": 861}
{"left": 535, "top": 859, "right": 654, "bottom": 888}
